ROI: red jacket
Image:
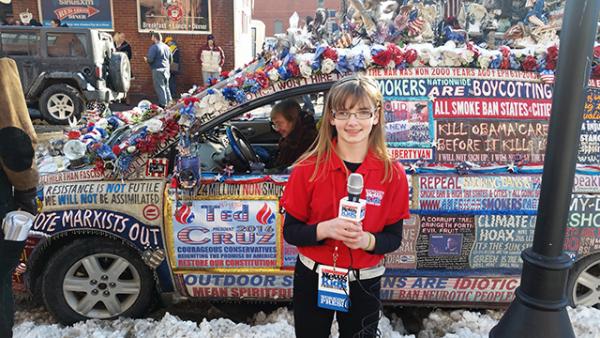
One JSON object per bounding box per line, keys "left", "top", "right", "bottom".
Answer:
{"left": 282, "top": 147, "right": 410, "bottom": 269}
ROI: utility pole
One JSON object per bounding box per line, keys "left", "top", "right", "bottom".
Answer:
{"left": 491, "top": 0, "right": 600, "bottom": 337}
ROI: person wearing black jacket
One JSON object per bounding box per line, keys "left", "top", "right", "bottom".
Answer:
{"left": 269, "top": 99, "right": 318, "bottom": 172}
{"left": 0, "top": 58, "right": 39, "bottom": 338}
{"left": 114, "top": 32, "right": 132, "bottom": 60}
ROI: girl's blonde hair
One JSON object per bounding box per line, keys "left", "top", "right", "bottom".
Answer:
{"left": 296, "top": 74, "right": 395, "bottom": 182}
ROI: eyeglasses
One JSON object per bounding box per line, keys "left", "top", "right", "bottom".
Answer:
{"left": 270, "top": 121, "right": 284, "bottom": 131}
{"left": 332, "top": 109, "right": 375, "bottom": 120}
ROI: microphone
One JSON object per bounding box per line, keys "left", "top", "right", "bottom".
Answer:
{"left": 347, "top": 173, "right": 363, "bottom": 202}
{"left": 339, "top": 173, "right": 366, "bottom": 222}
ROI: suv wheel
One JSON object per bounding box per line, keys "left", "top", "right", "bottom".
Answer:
{"left": 39, "top": 84, "right": 84, "bottom": 125}
{"left": 568, "top": 253, "right": 600, "bottom": 308}
{"left": 109, "top": 52, "right": 131, "bottom": 93}
{"left": 42, "top": 239, "right": 155, "bottom": 324}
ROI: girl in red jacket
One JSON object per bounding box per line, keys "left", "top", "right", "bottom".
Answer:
{"left": 282, "top": 75, "right": 410, "bottom": 337}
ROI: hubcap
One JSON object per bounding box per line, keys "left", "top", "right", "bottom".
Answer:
{"left": 47, "top": 93, "right": 76, "bottom": 120}
{"left": 573, "top": 260, "right": 600, "bottom": 307}
{"left": 63, "top": 253, "right": 141, "bottom": 319}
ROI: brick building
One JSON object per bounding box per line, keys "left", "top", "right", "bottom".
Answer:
{"left": 253, "top": 0, "right": 340, "bottom": 37}
{"left": 8, "top": 1, "right": 238, "bottom": 99}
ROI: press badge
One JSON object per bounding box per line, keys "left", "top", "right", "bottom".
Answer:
{"left": 317, "top": 265, "right": 350, "bottom": 312}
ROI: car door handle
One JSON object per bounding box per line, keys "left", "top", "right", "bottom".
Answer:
{"left": 242, "top": 127, "right": 255, "bottom": 136}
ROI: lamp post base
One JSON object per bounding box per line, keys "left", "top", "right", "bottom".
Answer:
{"left": 490, "top": 291, "right": 575, "bottom": 338}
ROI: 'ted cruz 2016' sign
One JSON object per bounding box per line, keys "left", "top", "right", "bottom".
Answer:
{"left": 172, "top": 200, "right": 279, "bottom": 269}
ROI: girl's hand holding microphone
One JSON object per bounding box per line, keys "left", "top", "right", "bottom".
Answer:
{"left": 316, "top": 218, "right": 373, "bottom": 250}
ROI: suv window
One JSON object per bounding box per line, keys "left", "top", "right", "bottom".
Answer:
{"left": 0, "top": 31, "right": 39, "bottom": 56}
{"left": 47, "top": 32, "right": 88, "bottom": 58}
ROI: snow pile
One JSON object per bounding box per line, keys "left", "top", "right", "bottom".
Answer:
{"left": 12, "top": 305, "right": 600, "bottom": 338}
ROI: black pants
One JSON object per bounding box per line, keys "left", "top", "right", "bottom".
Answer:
{"left": 0, "top": 239, "right": 25, "bottom": 338}
{"left": 293, "top": 259, "right": 382, "bottom": 338}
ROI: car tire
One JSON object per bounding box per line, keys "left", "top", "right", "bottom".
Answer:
{"left": 42, "top": 238, "right": 155, "bottom": 325}
{"left": 567, "top": 253, "right": 600, "bottom": 308}
{"left": 39, "top": 84, "right": 84, "bottom": 125}
{"left": 109, "top": 52, "right": 131, "bottom": 93}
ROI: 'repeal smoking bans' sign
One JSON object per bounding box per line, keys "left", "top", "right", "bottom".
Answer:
{"left": 137, "top": 0, "right": 211, "bottom": 34}
{"left": 39, "top": 0, "right": 114, "bottom": 29}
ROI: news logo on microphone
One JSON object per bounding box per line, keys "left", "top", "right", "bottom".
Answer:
{"left": 338, "top": 173, "right": 367, "bottom": 222}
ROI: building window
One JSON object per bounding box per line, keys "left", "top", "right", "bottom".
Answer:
{"left": 317, "top": 0, "right": 324, "bottom": 7}
{"left": 274, "top": 20, "right": 283, "bottom": 34}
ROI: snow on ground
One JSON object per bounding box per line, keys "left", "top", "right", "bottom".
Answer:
{"left": 12, "top": 305, "right": 600, "bottom": 338}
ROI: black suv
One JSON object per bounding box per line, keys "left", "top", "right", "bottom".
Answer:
{"left": 0, "top": 26, "right": 130, "bottom": 124}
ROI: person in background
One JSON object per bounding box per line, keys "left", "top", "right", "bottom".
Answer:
{"left": 0, "top": 58, "right": 39, "bottom": 338}
{"left": 164, "top": 36, "right": 180, "bottom": 99}
{"left": 1, "top": 14, "right": 16, "bottom": 25}
{"left": 114, "top": 32, "right": 132, "bottom": 60}
{"left": 144, "top": 31, "right": 172, "bottom": 107}
{"left": 282, "top": 75, "right": 410, "bottom": 338}
{"left": 268, "top": 99, "right": 317, "bottom": 172}
{"left": 50, "top": 18, "right": 67, "bottom": 27}
{"left": 198, "top": 34, "right": 224, "bottom": 86}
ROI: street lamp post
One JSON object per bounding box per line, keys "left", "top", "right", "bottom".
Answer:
{"left": 490, "top": 1, "right": 600, "bottom": 337}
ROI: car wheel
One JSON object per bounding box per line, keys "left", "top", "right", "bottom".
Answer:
{"left": 568, "top": 253, "right": 600, "bottom": 308}
{"left": 42, "top": 239, "right": 155, "bottom": 325}
{"left": 39, "top": 84, "right": 84, "bottom": 125}
{"left": 109, "top": 52, "right": 131, "bottom": 93}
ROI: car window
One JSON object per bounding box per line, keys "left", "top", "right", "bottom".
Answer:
{"left": 0, "top": 31, "right": 39, "bottom": 56}
{"left": 46, "top": 32, "right": 88, "bottom": 58}
{"left": 232, "top": 93, "right": 326, "bottom": 122}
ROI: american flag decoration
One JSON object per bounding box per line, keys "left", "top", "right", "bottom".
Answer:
{"left": 444, "top": 0, "right": 464, "bottom": 19}
{"left": 408, "top": 18, "right": 425, "bottom": 36}
{"left": 540, "top": 70, "right": 555, "bottom": 85}
{"left": 146, "top": 158, "right": 169, "bottom": 177}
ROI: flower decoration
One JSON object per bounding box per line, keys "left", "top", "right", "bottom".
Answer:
{"left": 321, "top": 58, "right": 336, "bottom": 74}
{"left": 545, "top": 45, "right": 558, "bottom": 70}
{"left": 322, "top": 46, "right": 338, "bottom": 62}
{"left": 253, "top": 70, "right": 270, "bottom": 89}
{"left": 299, "top": 60, "right": 313, "bottom": 78}
{"left": 521, "top": 55, "right": 538, "bottom": 72}
{"left": 404, "top": 48, "right": 418, "bottom": 64}
{"left": 499, "top": 46, "right": 511, "bottom": 70}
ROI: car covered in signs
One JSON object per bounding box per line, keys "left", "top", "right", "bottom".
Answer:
{"left": 15, "top": 18, "right": 600, "bottom": 326}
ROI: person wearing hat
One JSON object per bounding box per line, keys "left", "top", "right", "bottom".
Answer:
{"left": 164, "top": 36, "right": 180, "bottom": 98}
{"left": 0, "top": 58, "right": 39, "bottom": 338}
{"left": 197, "top": 34, "right": 225, "bottom": 86}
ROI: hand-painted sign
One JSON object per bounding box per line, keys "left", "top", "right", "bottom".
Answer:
{"left": 39, "top": 0, "right": 114, "bottom": 29}
{"left": 385, "top": 214, "right": 419, "bottom": 269}
{"left": 574, "top": 174, "right": 600, "bottom": 193}
{"left": 41, "top": 180, "right": 164, "bottom": 225}
{"left": 384, "top": 98, "right": 434, "bottom": 149}
{"left": 381, "top": 276, "right": 518, "bottom": 303}
{"left": 179, "top": 273, "right": 293, "bottom": 299}
{"left": 197, "top": 181, "right": 284, "bottom": 197}
{"left": 33, "top": 209, "right": 163, "bottom": 249}
{"left": 172, "top": 199, "right": 279, "bottom": 269}
{"left": 470, "top": 215, "right": 536, "bottom": 268}
{"left": 138, "top": 0, "right": 211, "bottom": 34}
{"left": 436, "top": 120, "right": 548, "bottom": 164}
{"left": 565, "top": 195, "right": 600, "bottom": 257}
{"left": 579, "top": 89, "right": 600, "bottom": 164}
{"left": 416, "top": 216, "right": 475, "bottom": 269}
{"left": 40, "top": 168, "right": 104, "bottom": 185}
{"left": 416, "top": 175, "right": 541, "bottom": 214}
